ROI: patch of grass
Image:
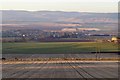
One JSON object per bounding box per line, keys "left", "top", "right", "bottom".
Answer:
{"left": 2, "top": 42, "right": 119, "bottom": 54}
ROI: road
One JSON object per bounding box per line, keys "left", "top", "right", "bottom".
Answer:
{"left": 2, "top": 53, "right": 118, "bottom": 59}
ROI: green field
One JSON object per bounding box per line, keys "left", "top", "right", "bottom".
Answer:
{"left": 2, "top": 42, "right": 119, "bottom": 54}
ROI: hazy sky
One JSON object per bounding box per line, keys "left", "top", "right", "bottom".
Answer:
{"left": 1, "top": 0, "right": 119, "bottom": 12}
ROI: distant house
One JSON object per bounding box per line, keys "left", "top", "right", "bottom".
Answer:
{"left": 111, "top": 37, "right": 120, "bottom": 43}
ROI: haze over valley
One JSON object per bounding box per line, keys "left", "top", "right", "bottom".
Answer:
{"left": 1, "top": 10, "right": 118, "bottom": 33}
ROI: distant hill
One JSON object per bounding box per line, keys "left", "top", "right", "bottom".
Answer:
{"left": 1, "top": 10, "right": 118, "bottom": 31}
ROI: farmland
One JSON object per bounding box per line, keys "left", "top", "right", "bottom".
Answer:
{"left": 2, "top": 60, "right": 118, "bottom": 79}
{"left": 2, "top": 42, "right": 119, "bottom": 79}
{"left": 2, "top": 42, "right": 119, "bottom": 54}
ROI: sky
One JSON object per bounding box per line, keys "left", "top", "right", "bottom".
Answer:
{"left": 0, "top": 0, "right": 119, "bottom": 13}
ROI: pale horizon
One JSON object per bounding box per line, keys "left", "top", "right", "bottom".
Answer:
{"left": 1, "top": 9, "right": 118, "bottom": 13}
{"left": 1, "top": 0, "right": 119, "bottom": 13}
